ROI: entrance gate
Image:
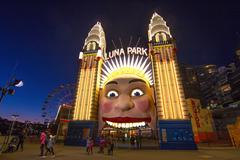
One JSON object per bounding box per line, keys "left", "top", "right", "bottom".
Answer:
{"left": 101, "top": 126, "right": 159, "bottom": 149}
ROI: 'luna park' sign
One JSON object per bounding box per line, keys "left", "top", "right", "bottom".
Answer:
{"left": 104, "top": 47, "right": 148, "bottom": 60}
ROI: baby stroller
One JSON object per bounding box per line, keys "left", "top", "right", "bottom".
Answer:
{"left": 3, "top": 137, "right": 18, "bottom": 153}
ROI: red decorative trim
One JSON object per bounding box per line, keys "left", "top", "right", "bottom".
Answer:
{"left": 60, "top": 119, "right": 71, "bottom": 123}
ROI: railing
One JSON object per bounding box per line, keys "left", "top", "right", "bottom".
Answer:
{"left": 227, "top": 117, "right": 240, "bottom": 149}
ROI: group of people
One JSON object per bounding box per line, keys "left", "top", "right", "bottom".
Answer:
{"left": 86, "top": 133, "right": 142, "bottom": 155}
{"left": 39, "top": 130, "right": 56, "bottom": 158}
{"left": 4, "top": 129, "right": 25, "bottom": 153}
{"left": 130, "top": 134, "right": 142, "bottom": 149}
{"left": 86, "top": 135, "right": 115, "bottom": 155}
{"left": 5, "top": 129, "right": 143, "bottom": 157}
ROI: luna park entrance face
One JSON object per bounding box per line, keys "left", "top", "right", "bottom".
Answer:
{"left": 101, "top": 125, "right": 159, "bottom": 149}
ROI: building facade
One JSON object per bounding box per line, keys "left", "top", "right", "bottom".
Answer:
{"left": 180, "top": 64, "right": 201, "bottom": 99}
{"left": 65, "top": 13, "right": 196, "bottom": 150}
{"left": 195, "top": 65, "right": 218, "bottom": 107}
{"left": 215, "top": 64, "right": 235, "bottom": 106}
{"left": 230, "top": 47, "right": 240, "bottom": 101}
{"left": 184, "top": 64, "right": 235, "bottom": 108}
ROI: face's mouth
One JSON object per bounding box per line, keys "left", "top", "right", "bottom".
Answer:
{"left": 102, "top": 117, "right": 150, "bottom": 128}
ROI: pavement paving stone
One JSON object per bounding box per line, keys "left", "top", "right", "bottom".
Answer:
{"left": 0, "top": 143, "right": 239, "bottom": 160}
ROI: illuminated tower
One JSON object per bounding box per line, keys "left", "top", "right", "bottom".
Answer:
{"left": 73, "top": 22, "right": 106, "bottom": 120}
{"left": 148, "top": 12, "right": 196, "bottom": 149}
{"left": 148, "top": 12, "right": 188, "bottom": 120}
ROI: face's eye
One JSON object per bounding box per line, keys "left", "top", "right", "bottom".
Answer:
{"left": 106, "top": 90, "right": 119, "bottom": 98}
{"left": 131, "top": 89, "right": 144, "bottom": 97}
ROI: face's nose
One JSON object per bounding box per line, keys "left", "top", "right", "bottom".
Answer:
{"left": 115, "top": 94, "right": 134, "bottom": 112}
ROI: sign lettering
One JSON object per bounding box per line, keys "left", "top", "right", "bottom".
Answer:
{"left": 105, "top": 47, "right": 148, "bottom": 60}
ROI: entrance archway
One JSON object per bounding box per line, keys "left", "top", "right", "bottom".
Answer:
{"left": 101, "top": 124, "right": 159, "bottom": 149}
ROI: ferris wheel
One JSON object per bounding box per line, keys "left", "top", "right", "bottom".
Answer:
{"left": 41, "top": 83, "right": 76, "bottom": 124}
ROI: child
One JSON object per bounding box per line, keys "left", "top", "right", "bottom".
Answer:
{"left": 45, "top": 135, "right": 55, "bottom": 157}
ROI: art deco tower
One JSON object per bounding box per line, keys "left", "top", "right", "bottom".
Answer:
{"left": 73, "top": 22, "right": 106, "bottom": 120}
{"left": 148, "top": 13, "right": 188, "bottom": 120}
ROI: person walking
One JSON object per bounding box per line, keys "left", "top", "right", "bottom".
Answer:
{"left": 39, "top": 130, "right": 47, "bottom": 158}
{"left": 107, "top": 135, "right": 114, "bottom": 155}
{"left": 130, "top": 135, "right": 135, "bottom": 149}
{"left": 86, "top": 137, "right": 93, "bottom": 155}
{"left": 45, "top": 135, "right": 55, "bottom": 157}
{"left": 136, "top": 134, "right": 142, "bottom": 149}
{"left": 98, "top": 135, "right": 105, "bottom": 154}
{"left": 16, "top": 130, "right": 25, "bottom": 151}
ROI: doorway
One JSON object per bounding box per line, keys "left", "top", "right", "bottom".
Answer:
{"left": 101, "top": 125, "right": 159, "bottom": 149}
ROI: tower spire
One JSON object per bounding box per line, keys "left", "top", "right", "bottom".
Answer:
{"left": 83, "top": 22, "right": 106, "bottom": 53}
{"left": 148, "top": 12, "right": 172, "bottom": 42}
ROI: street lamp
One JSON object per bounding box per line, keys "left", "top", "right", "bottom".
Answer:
{"left": 0, "top": 79, "right": 24, "bottom": 104}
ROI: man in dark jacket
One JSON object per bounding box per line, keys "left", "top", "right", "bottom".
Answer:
{"left": 16, "top": 130, "right": 25, "bottom": 151}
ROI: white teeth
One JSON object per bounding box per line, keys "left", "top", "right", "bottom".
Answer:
{"left": 106, "top": 121, "right": 146, "bottom": 128}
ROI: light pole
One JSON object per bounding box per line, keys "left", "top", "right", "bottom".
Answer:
{"left": 0, "top": 77, "right": 23, "bottom": 153}
{"left": 8, "top": 114, "right": 19, "bottom": 138}
{"left": 0, "top": 79, "right": 23, "bottom": 105}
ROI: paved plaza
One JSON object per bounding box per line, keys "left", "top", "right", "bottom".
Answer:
{"left": 0, "top": 143, "right": 239, "bottom": 160}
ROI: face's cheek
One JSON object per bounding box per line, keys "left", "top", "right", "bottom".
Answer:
{"left": 133, "top": 96, "right": 150, "bottom": 113}
{"left": 100, "top": 99, "right": 114, "bottom": 114}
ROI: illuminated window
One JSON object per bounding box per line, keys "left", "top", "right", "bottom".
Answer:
{"left": 161, "top": 33, "right": 167, "bottom": 41}
{"left": 87, "top": 43, "right": 91, "bottom": 51}
{"left": 92, "top": 42, "right": 96, "bottom": 50}
{"left": 221, "top": 84, "right": 231, "bottom": 93}
{"left": 155, "top": 32, "right": 167, "bottom": 42}
{"left": 155, "top": 33, "right": 160, "bottom": 42}
{"left": 86, "top": 42, "right": 97, "bottom": 51}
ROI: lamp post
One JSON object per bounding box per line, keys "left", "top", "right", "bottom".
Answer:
{"left": 8, "top": 114, "right": 19, "bottom": 138}
{"left": 0, "top": 79, "right": 23, "bottom": 105}
{"left": 0, "top": 78, "right": 23, "bottom": 153}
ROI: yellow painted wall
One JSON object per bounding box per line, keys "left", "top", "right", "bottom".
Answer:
{"left": 186, "top": 98, "right": 216, "bottom": 142}
{"left": 186, "top": 98, "right": 215, "bottom": 133}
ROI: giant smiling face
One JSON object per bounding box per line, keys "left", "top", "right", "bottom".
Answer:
{"left": 98, "top": 75, "right": 156, "bottom": 130}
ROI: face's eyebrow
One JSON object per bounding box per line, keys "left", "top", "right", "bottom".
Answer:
{"left": 129, "top": 79, "right": 146, "bottom": 84}
{"left": 106, "top": 81, "right": 118, "bottom": 86}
